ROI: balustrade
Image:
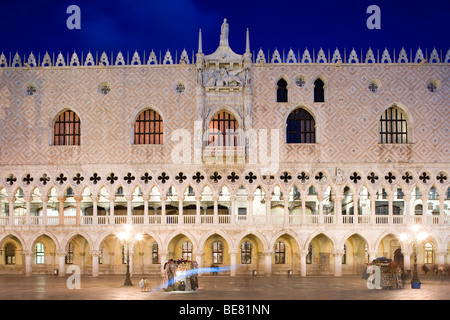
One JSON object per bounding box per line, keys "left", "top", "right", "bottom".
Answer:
{"left": 0, "top": 211, "right": 446, "bottom": 228}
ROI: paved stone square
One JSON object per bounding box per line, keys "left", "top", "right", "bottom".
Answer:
{"left": 0, "top": 274, "right": 448, "bottom": 300}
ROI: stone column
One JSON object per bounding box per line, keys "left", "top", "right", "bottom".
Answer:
{"left": 126, "top": 194, "right": 133, "bottom": 225}
{"left": 332, "top": 250, "right": 345, "bottom": 277}
{"left": 438, "top": 194, "right": 445, "bottom": 225}
{"left": 91, "top": 194, "right": 99, "bottom": 225}
{"left": 283, "top": 195, "right": 289, "bottom": 226}
{"left": 161, "top": 195, "right": 167, "bottom": 225}
{"left": 369, "top": 194, "right": 377, "bottom": 225}
{"left": 230, "top": 195, "right": 236, "bottom": 224}
{"left": 318, "top": 195, "right": 324, "bottom": 225}
{"left": 58, "top": 196, "right": 66, "bottom": 226}
{"left": 178, "top": 196, "right": 184, "bottom": 225}
{"left": 91, "top": 250, "right": 100, "bottom": 277}
{"left": 109, "top": 196, "right": 115, "bottom": 225}
{"left": 230, "top": 250, "right": 237, "bottom": 276}
{"left": 421, "top": 195, "right": 428, "bottom": 225}
{"left": 402, "top": 250, "right": 412, "bottom": 273}
{"left": 264, "top": 250, "right": 273, "bottom": 276}
{"left": 334, "top": 194, "right": 343, "bottom": 225}
{"left": 143, "top": 195, "right": 149, "bottom": 225}
{"left": 75, "top": 196, "right": 82, "bottom": 225}
{"left": 8, "top": 196, "right": 14, "bottom": 226}
{"left": 195, "top": 195, "right": 202, "bottom": 224}
{"left": 300, "top": 250, "right": 308, "bottom": 277}
{"left": 24, "top": 251, "right": 33, "bottom": 276}
{"left": 437, "top": 250, "right": 446, "bottom": 268}
{"left": 160, "top": 250, "right": 169, "bottom": 275}
{"left": 265, "top": 195, "right": 271, "bottom": 225}
{"left": 387, "top": 193, "right": 394, "bottom": 225}
{"left": 195, "top": 251, "right": 204, "bottom": 271}
{"left": 352, "top": 194, "right": 359, "bottom": 225}
{"left": 301, "top": 192, "right": 307, "bottom": 225}
{"left": 25, "top": 195, "right": 32, "bottom": 226}
{"left": 213, "top": 195, "right": 219, "bottom": 225}
{"left": 57, "top": 251, "right": 66, "bottom": 276}
{"left": 403, "top": 193, "right": 411, "bottom": 225}
{"left": 41, "top": 195, "right": 48, "bottom": 226}
{"left": 247, "top": 195, "right": 254, "bottom": 224}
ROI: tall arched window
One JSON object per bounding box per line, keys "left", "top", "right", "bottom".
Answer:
{"left": 212, "top": 241, "right": 223, "bottom": 264}
{"left": 380, "top": 106, "right": 408, "bottom": 144}
{"left": 241, "top": 241, "right": 252, "bottom": 264}
{"left": 208, "top": 112, "right": 239, "bottom": 147}
{"left": 152, "top": 242, "right": 159, "bottom": 264}
{"left": 134, "top": 109, "right": 163, "bottom": 144}
{"left": 54, "top": 110, "right": 81, "bottom": 145}
{"left": 274, "top": 241, "right": 285, "bottom": 264}
{"left": 286, "top": 108, "right": 316, "bottom": 143}
{"left": 65, "top": 242, "right": 74, "bottom": 264}
{"left": 424, "top": 243, "right": 434, "bottom": 264}
{"left": 5, "top": 243, "right": 16, "bottom": 264}
{"left": 313, "top": 79, "right": 325, "bottom": 103}
{"left": 276, "top": 79, "right": 288, "bottom": 102}
{"left": 35, "top": 242, "right": 45, "bottom": 264}
{"left": 182, "top": 241, "right": 193, "bottom": 260}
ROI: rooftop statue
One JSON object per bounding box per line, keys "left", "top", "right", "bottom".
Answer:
{"left": 220, "top": 18, "right": 229, "bottom": 46}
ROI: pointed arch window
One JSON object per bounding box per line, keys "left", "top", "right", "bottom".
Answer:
{"left": 274, "top": 241, "right": 286, "bottom": 264}
{"left": 54, "top": 110, "right": 81, "bottom": 145}
{"left": 241, "top": 241, "right": 252, "bottom": 264}
{"left": 152, "top": 242, "right": 159, "bottom": 264}
{"left": 313, "top": 79, "right": 325, "bottom": 103}
{"left": 424, "top": 243, "right": 434, "bottom": 264}
{"left": 65, "top": 242, "right": 74, "bottom": 264}
{"left": 134, "top": 109, "right": 163, "bottom": 144}
{"left": 208, "top": 112, "right": 239, "bottom": 147}
{"left": 212, "top": 241, "right": 223, "bottom": 264}
{"left": 35, "top": 242, "right": 45, "bottom": 264}
{"left": 286, "top": 108, "right": 316, "bottom": 143}
{"left": 276, "top": 79, "right": 288, "bottom": 102}
{"left": 5, "top": 243, "right": 16, "bottom": 264}
{"left": 182, "top": 241, "right": 193, "bottom": 261}
{"left": 380, "top": 106, "right": 408, "bottom": 144}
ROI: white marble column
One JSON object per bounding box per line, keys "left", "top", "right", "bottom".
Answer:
{"left": 58, "top": 196, "right": 66, "bottom": 226}
{"left": 91, "top": 250, "right": 100, "bottom": 277}
{"left": 230, "top": 251, "right": 237, "bottom": 276}
{"left": 332, "top": 250, "right": 345, "bottom": 277}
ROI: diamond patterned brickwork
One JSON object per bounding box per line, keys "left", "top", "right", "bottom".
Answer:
{"left": 0, "top": 63, "right": 448, "bottom": 167}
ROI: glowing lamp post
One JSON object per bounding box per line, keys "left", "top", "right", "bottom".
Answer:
{"left": 400, "top": 224, "right": 428, "bottom": 289}
{"left": 117, "top": 224, "right": 143, "bottom": 286}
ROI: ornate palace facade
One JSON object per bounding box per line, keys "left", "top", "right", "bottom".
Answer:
{"left": 0, "top": 20, "right": 449, "bottom": 277}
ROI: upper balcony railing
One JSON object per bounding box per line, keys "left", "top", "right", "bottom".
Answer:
{"left": 0, "top": 214, "right": 448, "bottom": 227}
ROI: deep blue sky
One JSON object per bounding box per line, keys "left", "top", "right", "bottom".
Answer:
{"left": 0, "top": 0, "right": 449, "bottom": 60}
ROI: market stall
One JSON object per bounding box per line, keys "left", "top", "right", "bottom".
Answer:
{"left": 371, "top": 257, "right": 403, "bottom": 289}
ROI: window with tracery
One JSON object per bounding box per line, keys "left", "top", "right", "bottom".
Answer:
{"left": 208, "top": 112, "right": 239, "bottom": 147}
{"left": 241, "top": 241, "right": 252, "bottom": 264}
{"left": 152, "top": 242, "right": 159, "bottom": 264}
{"left": 54, "top": 110, "right": 81, "bottom": 145}
{"left": 212, "top": 241, "right": 223, "bottom": 264}
{"left": 380, "top": 107, "right": 408, "bottom": 144}
{"left": 286, "top": 108, "right": 316, "bottom": 143}
{"left": 182, "top": 242, "right": 193, "bottom": 261}
{"left": 276, "top": 79, "right": 288, "bottom": 102}
{"left": 275, "top": 242, "right": 286, "bottom": 264}
{"left": 5, "top": 243, "right": 16, "bottom": 265}
{"left": 314, "top": 79, "right": 325, "bottom": 103}
{"left": 35, "top": 243, "right": 45, "bottom": 264}
{"left": 424, "top": 243, "right": 434, "bottom": 264}
{"left": 134, "top": 109, "right": 163, "bottom": 144}
{"left": 65, "top": 242, "right": 74, "bottom": 264}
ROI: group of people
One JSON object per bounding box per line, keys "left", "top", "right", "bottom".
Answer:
{"left": 138, "top": 278, "right": 152, "bottom": 292}
{"left": 163, "top": 258, "right": 199, "bottom": 291}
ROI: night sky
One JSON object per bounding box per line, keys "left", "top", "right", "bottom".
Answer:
{"left": 0, "top": 0, "right": 449, "bottom": 60}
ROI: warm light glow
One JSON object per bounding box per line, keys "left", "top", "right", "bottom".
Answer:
{"left": 124, "top": 224, "right": 132, "bottom": 232}
{"left": 136, "top": 233, "right": 143, "bottom": 241}
{"left": 117, "top": 232, "right": 127, "bottom": 241}
{"left": 411, "top": 224, "right": 420, "bottom": 233}
{"left": 417, "top": 232, "right": 428, "bottom": 242}
{"left": 399, "top": 233, "right": 408, "bottom": 241}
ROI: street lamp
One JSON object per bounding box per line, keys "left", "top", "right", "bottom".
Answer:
{"left": 117, "top": 224, "right": 143, "bottom": 286}
{"left": 400, "top": 224, "right": 428, "bottom": 289}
